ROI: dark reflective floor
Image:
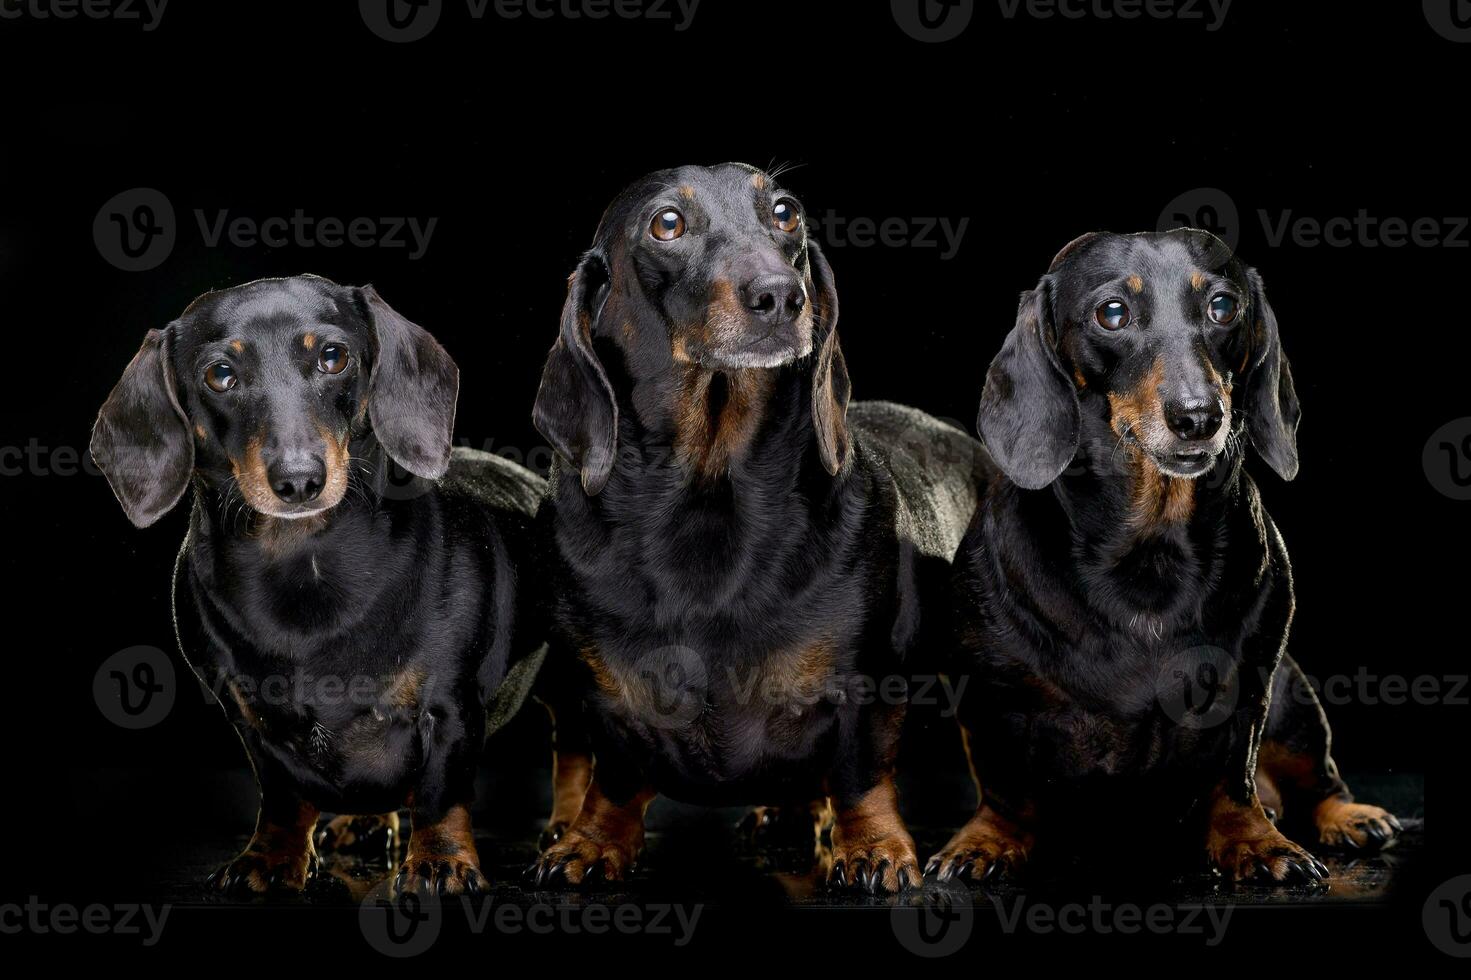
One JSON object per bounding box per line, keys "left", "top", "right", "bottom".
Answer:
{"left": 154, "top": 772, "right": 1421, "bottom": 911}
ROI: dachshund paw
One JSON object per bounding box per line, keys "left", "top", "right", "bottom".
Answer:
{"left": 393, "top": 850, "right": 487, "bottom": 897}
{"left": 827, "top": 835, "right": 921, "bottom": 894}
{"left": 1315, "top": 799, "right": 1402, "bottom": 851}
{"left": 1209, "top": 828, "right": 1329, "bottom": 884}
{"left": 926, "top": 818, "right": 1030, "bottom": 884}
{"left": 924, "top": 805, "right": 1032, "bottom": 884}
{"left": 206, "top": 845, "right": 317, "bottom": 894}
{"left": 316, "top": 812, "right": 400, "bottom": 855}
{"left": 528, "top": 829, "right": 638, "bottom": 887}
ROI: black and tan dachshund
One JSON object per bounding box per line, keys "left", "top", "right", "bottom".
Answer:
{"left": 931, "top": 230, "right": 1401, "bottom": 885}
{"left": 527, "top": 164, "right": 987, "bottom": 893}
{"left": 90, "top": 275, "right": 551, "bottom": 896}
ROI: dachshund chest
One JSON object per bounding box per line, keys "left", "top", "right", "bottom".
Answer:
{"left": 583, "top": 639, "right": 849, "bottom": 795}
{"left": 218, "top": 657, "right": 441, "bottom": 805}
{"left": 985, "top": 641, "right": 1243, "bottom": 790}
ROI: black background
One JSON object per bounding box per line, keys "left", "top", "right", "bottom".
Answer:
{"left": 2, "top": 0, "right": 1466, "bottom": 963}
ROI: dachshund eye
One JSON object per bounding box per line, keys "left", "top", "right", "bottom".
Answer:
{"left": 1095, "top": 300, "right": 1131, "bottom": 331}
{"left": 1208, "top": 293, "right": 1240, "bottom": 325}
{"left": 204, "top": 362, "right": 236, "bottom": 392}
{"left": 318, "top": 343, "right": 349, "bottom": 375}
{"left": 650, "top": 208, "right": 686, "bottom": 242}
{"left": 773, "top": 199, "right": 801, "bottom": 234}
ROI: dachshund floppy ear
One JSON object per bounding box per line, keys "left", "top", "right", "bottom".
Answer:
{"left": 90, "top": 326, "right": 195, "bottom": 528}
{"left": 1242, "top": 268, "right": 1301, "bottom": 481}
{"left": 977, "top": 278, "right": 1080, "bottom": 490}
{"left": 360, "top": 286, "right": 460, "bottom": 480}
{"left": 533, "top": 251, "right": 618, "bottom": 495}
{"left": 806, "top": 240, "right": 851, "bottom": 476}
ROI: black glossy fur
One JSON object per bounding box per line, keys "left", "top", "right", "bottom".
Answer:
{"left": 530, "top": 164, "right": 987, "bottom": 893}
{"left": 934, "top": 231, "right": 1400, "bottom": 885}
{"left": 90, "top": 276, "right": 547, "bottom": 896}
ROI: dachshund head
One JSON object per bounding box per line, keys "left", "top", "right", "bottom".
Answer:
{"left": 533, "top": 163, "right": 847, "bottom": 495}
{"left": 90, "top": 275, "right": 458, "bottom": 527}
{"left": 979, "top": 229, "right": 1299, "bottom": 490}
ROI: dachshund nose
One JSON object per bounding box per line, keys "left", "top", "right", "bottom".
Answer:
{"left": 740, "top": 274, "right": 806, "bottom": 323}
{"left": 267, "top": 458, "right": 326, "bottom": 503}
{"left": 1165, "top": 398, "right": 1225, "bottom": 442}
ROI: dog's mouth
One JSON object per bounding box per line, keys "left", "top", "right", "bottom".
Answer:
{"left": 1150, "top": 447, "right": 1217, "bottom": 479}
{"left": 690, "top": 294, "right": 815, "bottom": 371}
{"left": 250, "top": 499, "right": 341, "bottom": 521}
{"left": 701, "top": 329, "right": 812, "bottom": 370}
{"left": 1117, "top": 426, "right": 1223, "bottom": 480}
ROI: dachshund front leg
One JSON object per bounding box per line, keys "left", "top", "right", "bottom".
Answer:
{"left": 207, "top": 779, "right": 319, "bottom": 894}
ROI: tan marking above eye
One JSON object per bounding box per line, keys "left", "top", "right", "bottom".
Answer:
{"left": 752, "top": 173, "right": 767, "bottom": 191}
{"left": 1126, "top": 275, "right": 1144, "bottom": 294}
{"left": 229, "top": 340, "right": 245, "bottom": 353}
{"left": 302, "top": 332, "right": 316, "bottom": 350}
{"left": 678, "top": 185, "right": 695, "bottom": 201}
{"left": 1190, "top": 270, "right": 1207, "bottom": 291}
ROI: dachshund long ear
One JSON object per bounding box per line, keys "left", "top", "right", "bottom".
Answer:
{"left": 806, "top": 240, "right": 851, "bottom": 476}
{"left": 360, "top": 286, "right": 460, "bottom": 480}
{"left": 533, "top": 251, "right": 618, "bottom": 495}
{"left": 90, "top": 326, "right": 194, "bottom": 527}
{"left": 1242, "top": 268, "right": 1301, "bottom": 481}
{"left": 977, "top": 278, "right": 1080, "bottom": 490}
